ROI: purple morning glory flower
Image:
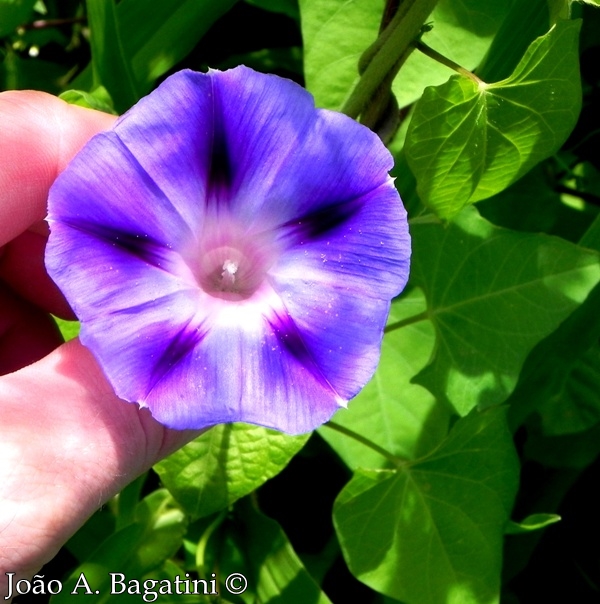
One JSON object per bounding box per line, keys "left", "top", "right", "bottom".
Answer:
{"left": 45, "top": 66, "right": 410, "bottom": 434}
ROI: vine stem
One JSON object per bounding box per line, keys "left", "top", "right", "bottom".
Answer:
{"left": 414, "top": 40, "right": 485, "bottom": 86}
{"left": 324, "top": 421, "right": 407, "bottom": 467}
{"left": 342, "top": 0, "right": 440, "bottom": 119}
{"left": 20, "top": 16, "right": 87, "bottom": 30}
{"left": 196, "top": 509, "right": 227, "bottom": 575}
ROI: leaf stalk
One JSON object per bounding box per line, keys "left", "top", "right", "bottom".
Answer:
{"left": 324, "top": 421, "right": 407, "bottom": 467}
{"left": 414, "top": 40, "right": 484, "bottom": 86}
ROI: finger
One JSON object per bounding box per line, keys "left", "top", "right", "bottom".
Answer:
{"left": 0, "top": 227, "right": 75, "bottom": 319}
{"left": 0, "top": 91, "right": 116, "bottom": 318}
{"left": 0, "top": 90, "right": 117, "bottom": 247}
{"left": 0, "top": 281, "right": 63, "bottom": 374}
{"left": 0, "top": 339, "right": 200, "bottom": 595}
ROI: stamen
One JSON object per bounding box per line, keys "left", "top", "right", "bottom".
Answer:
{"left": 221, "top": 259, "right": 238, "bottom": 288}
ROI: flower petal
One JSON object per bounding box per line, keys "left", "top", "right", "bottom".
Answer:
{"left": 48, "top": 224, "right": 345, "bottom": 434}
{"left": 205, "top": 66, "right": 395, "bottom": 230}
{"left": 47, "top": 130, "right": 197, "bottom": 254}
{"left": 46, "top": 66, "right": 411, "bottom": 435}
{"left": 142, "top": 295, "right": 344, "bottom": 434}
{"left": 46, "top": 221, "right": 195, "bottom": 322}
{"left": 268, "top": 182, "right": 410, "bottom": 399}
{"left": 111, "top": 70, "right": 216, "bottom": 229}
{"left": 81, "top": 291, "right": 207, "bottom": 405}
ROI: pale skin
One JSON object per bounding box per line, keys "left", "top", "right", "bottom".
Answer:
{"left": 0, "top": 91, "right": 199, "bottom": 599}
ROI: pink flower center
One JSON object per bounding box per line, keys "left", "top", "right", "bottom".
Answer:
{"left": 196, "top": 231, "right": 274, "bottom": 301}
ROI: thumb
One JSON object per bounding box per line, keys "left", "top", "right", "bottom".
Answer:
{"left": 0, "top": 339, "right": 200, "bottom": 596}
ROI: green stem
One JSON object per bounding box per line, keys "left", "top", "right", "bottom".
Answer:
{"left": 324, "top": 421, "right": 406, "bottom": 467}
{"left": 384, "top": 310, "right": 429, "bottom": 333}
{"left": 358, "top": 59, "right": 401, "bottom": 134}
{"left": 196, "top": 509, "right": 227, "bottom": 575}
{"left": 358, "top": 0, "right": 418, "bottom": 75}
{"left": 342, "top": 0, "right": 440, "bottom": 119}
{"left": 408, "top": 212, "right": 441, "bottom": 225}
{"left": 379, "top": 0, "right": 402, "bottom": 35}
{"left": 415, "top": 40, "right": 484, "bottom": 86}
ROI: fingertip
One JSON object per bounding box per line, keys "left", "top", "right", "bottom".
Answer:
{"left": 0, "top": 90, "right": 117, "bottom": 247}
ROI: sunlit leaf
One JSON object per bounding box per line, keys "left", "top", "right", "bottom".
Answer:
{"left": 409, "top": 207, "right": 600, "bottom": 416}
{"left": 405, "top": 19, "right": 582, "bottom": 220}
{"left": 59, "top": 87, "right": 116, "bottom": 114}
{"left": 504, "top": 222, "right": 600, "bottom": 433}
{"left": 52, "top": 491, "right": 187, "bottom": 603}
{"left": 392, "top": 0, "right": 511, "bottom": 108}
{"left": 334, "top": 407, "right": 519, "bottom": 604}
{"left": 141, "top": 560, "right": 207, "bottom": 603}
{"left": 154, "top": 424, "right": 308, "bottom": 519}
{"left": 299, "top": 0, "right": 383, "bottom": 110}
{"left": 300, "top": 0, "right": 509, "bottom": 111}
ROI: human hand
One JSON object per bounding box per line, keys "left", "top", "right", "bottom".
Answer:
{"left": 0, "top": 91, "right": 199, "bottom": 600}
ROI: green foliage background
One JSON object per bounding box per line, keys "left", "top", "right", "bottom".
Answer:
{"left": 3, "top": 0, "right": 600, "bottom": 602}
